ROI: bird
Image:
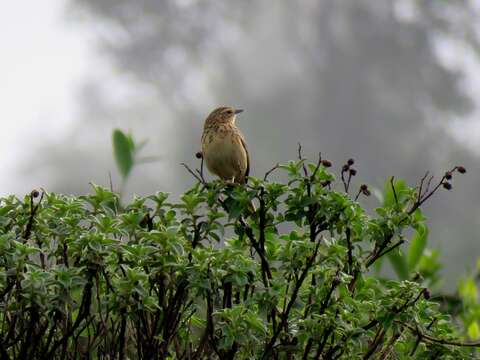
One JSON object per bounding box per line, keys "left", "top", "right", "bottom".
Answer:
{"left": 201, "top": 106, "right": 250, "bottom": 184}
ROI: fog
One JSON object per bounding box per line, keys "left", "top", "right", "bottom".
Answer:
{"left": 3, "top": 0, "right": 480, "bottom": 288}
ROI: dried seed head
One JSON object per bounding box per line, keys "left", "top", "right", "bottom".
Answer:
{"left": 423, "top": 288, "right": 431, "bottom": 300}
{"left": 347, "top": 158, "right": 355, "bottom": 166}
{"left": 195, "top": 151, "right": 203, "bottom": 159}
{"left": 442, "top": 182, "right": 452, "bottom": 190}
{"left": 457, "top": 166, "right": 466, "bottom": 174}
{"left": 321, "top": 180, "right": 332, "bottom": 187}
{"left": 445, "top": 171, "right": 452, "bottom": 180}
{"left": 360, "top": 184, "right": 371, "bottom": 196}
{"left": 349, "top": 168, "right": 357, "bottom": 176}
{"left": 342, "top": 164, "right": 350, "bottom": 172}
{"left": 321, "top": 159, "right": 332, "bottom": 168}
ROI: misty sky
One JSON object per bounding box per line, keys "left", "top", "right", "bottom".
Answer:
{"left": 1, "top": 1, "right": 480, "bottom": 198}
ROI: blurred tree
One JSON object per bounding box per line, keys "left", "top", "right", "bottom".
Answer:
{"left": 27, "top": 0, "right": 480, "bottom": 284}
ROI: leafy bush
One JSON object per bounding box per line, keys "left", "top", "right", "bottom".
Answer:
{"left": 0, "top": 154, "right": 477, "bottom": 359}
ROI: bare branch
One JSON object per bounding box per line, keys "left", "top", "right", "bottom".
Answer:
{"left": 264, "top": 163, "right": 280, "bottom": 181}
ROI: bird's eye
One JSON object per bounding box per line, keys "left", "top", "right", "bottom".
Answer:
{"left": 226, "top": 110, "right": 233, "bottom": 114}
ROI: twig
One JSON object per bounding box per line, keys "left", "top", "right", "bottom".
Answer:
{"left": 23, "top": 190, "right": 45, "bottom": 241}
{"left": 319, "top": 270, "right": 340, "bottom": 314}
{"left": 297, "top": 142, "right": 303, "bottom": 162}
{"left": 410, "top": 318, "right": 436, "bottom": 356}
{"left": 366, "top": 239, "right": 405, "bottom": 268}
{"left": 181, "top": 163, "right": 204, "bottom": 184}
{"left": 206, "top": 278, "right": 221, "bottom": 358}
{"left": 262, "top": 240, "right": 321, "bottom": 360}
{"left": 345, "top": 228, "right": 353, "bottom": 275}
{"left": 297, "top": 142, "right": 309, "bottom": 177}
{"left": 195, "top": 156, "right": 206, "bottom": 183}
{"left": 416, "top": 171, "right": 429, "bottom": 203}
{"left": 310, "top": 152, "right": 322, "bottom": 181}
{"left": 108, "top": 171, "right": 114, "bottom": 192}
{"left": 264, "top": 163, "right": 280, "bottom": 181}
{"left": 341, "top": 169, "right": 347, "bottom": 193}
{"left": 401, "top": 322, "right": 480, "bottom": 347}
{"left": 390, "top": 176, "right": 399, "bottom": 206}
{"left": 354, "top": 188, "right": 362, "bottom": 201}
{"left": 363, "top": 327, "right": 385, "bottom": 359}
{"left": 408, "top": 167, "right": 457, "bottom": 215}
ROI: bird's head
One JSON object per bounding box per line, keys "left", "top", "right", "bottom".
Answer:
{"left": 204, "top": 106, "right": 243, "bottom": 127}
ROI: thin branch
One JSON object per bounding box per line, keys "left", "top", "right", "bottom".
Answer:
{"left": 390, "top": 176, "right": 399, "bottom": 206}
{"left": 23, "top": 190, "right": 44, "bottom": 241}
{"left": 180, "top": 163, "right": 204, "bottom": 184}
{"left": 319, "top": 271, "right": 340, "bottom": 314}
{"left": 410, "top": 318, "right": 436, "bottom": 356}
{"left": 345, "top": 228, "right": 353, "bottom": 275}
{"left": 262, "top": 240, "right": 321, "bottom": 360}
{"left": 362, "top": 327, "right": 385, "bottom": 359}
{"left": 401, "top": 322, "right": 480, "bottom": 347}
{"left": 416, "top": 171, "right": 429, "bottom": 203}
{"left": 297, "top": 142, "right": 303, "bottom": 162}
{"left": 297, "top": 143, "right": 309, "bottom": 177}
{"left": 408, "top": 167, "right": 457, "bottom": 215}
{"left": 108, "top": 171, "right": 114, "bottom": 192}
{"left": 341, "top": 169, "right": 348, "bottom": 193}
{"left": 195, "top": 156, "right": 206, "bottom": 183}
{"left": 310, "top": 152, "right": 322, "bottom": 181}
{"left": 366, "top": 240, "right": 405, "bottom": 268}
{"left": 354, "top": 188, "right": 362, "bottom": 201}
{"left": 264, "top": 163, "right": 280, "bottom": 181}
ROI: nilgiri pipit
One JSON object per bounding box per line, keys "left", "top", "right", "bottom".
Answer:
{"left": 201, "top": 106, "right": 250, "bottom": 184}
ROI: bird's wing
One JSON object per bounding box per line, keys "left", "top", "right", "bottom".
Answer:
{"left": 240, "top": 136, "right": 250, "bottom": 180}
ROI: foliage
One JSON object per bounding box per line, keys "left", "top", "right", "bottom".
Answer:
{"left": 0, "top": 155, "right": 477, "bottom": 359}
{"left": 112, "top": 129, "right": 136, "bottom": 180}
{"left": 111, "top": 128, "right": 159, "bottom": 197}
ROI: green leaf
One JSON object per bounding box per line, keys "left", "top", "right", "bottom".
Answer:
{"left": 459, "top": 276, "right": 478, "bottom": 304}
{"left": 383, "top": 179, "right": 407, "bottom": 208}
{"left": 407, "top": 224, "right": 429, "bottom": 272}
{"left": 112, "top": 129, "right": 134, "bottom": 179}
{"left": 468, "top": 321, "right": 480, "bottom": 340}
{"left": 388, "top": 249, "right": 409, "bottom": 280}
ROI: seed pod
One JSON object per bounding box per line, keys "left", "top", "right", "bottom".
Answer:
{"left": 423, "top": 288, "right": 431, "bottom": 300}
{"left": 442, "top": 182, "right": 452, "bottom": 190}
{"left": 321, "top": 159, "right": 332, "bottom": 168}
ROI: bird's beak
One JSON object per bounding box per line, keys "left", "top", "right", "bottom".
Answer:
{"left": 234, "top": 109, "right": 244, "bottom": 115}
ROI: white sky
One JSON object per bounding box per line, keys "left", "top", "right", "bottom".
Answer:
{"left": 0, "top": 1, "right": 94, "bottom": 194}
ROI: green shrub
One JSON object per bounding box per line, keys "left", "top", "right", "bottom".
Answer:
{"left": 0, "top": 156, "right": 477, "bottom": 359}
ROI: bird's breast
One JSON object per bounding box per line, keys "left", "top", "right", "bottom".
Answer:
{"left": 201, "top": 127, "right": 246, "bottom": 180}
{"left": 203, "top": 131, "right": 237, "bottom": 160}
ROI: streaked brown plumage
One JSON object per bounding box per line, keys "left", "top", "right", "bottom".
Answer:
{"left": 201, "top": 106, "right": 250, "bottom": 184}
